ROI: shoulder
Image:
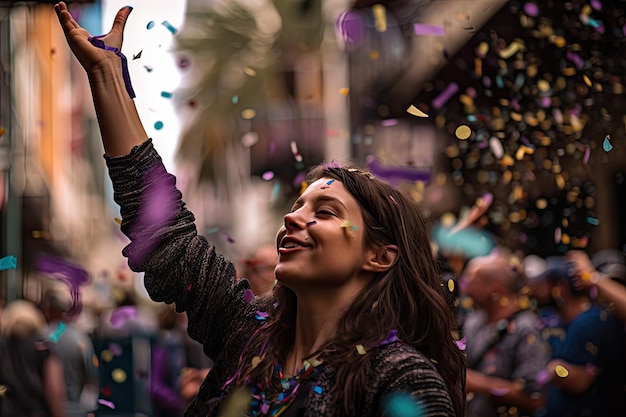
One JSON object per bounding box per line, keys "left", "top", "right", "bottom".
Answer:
{"left": 371, "top": 343, "right": 455, "bottom": 412}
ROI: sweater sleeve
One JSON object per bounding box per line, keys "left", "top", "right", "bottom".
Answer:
{"left": 104, "top": 139, "right": 257, "bottom": 361}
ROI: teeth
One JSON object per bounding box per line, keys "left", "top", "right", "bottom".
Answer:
{"left": 283, "top": 242, "right": 300, "bottom": 249}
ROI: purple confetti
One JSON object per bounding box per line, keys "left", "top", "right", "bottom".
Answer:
{"left": 381, "top": 119, "right": 399, "bottom": 127}
{"left": 523, "top": 3, "right": 539, "bottom": 17}
{"left": 255, "top": 310, "right": 269, "bottom": 321}
{"left": 244, "top": 289, "right": 255, "bottom": 303}
{"left": 375, "top": 329, "right": 399, "bottom": 347}
{"left": 590, "top": 0, "right": 602, "bottom": 10}
{"left": 335, "top": 10, "right": 365, "bottom": 45}
{"left": 566, "top": 51, "right": 584, "bottom": 69}
{"left": 109, "top": 306, "right": 137, "bottom": 328}
{"left": 489, "top": 387, "right": 510, "bottom": 396}
{"left": 413, "top": 23, "right": 445, "bottom": 36}
{"left": 98, "top": 399, "right": 116, "bottom": 409}
{"left": 455, "top": 337, "right": 467, "bottom": 351}
{"left": 535, "top": 369, "right": 551, "bottom": 386}
{"left": 432, "top": 82, "right": 459, "bottom": 109}
{"left": 108, "top": 342, "right": 123, "bottom": 356}
{"left": 583, "top": 145, "right": 591, "bottom": 164}
{"left": 366, "top": 156, "right": 431, "bottom": 186}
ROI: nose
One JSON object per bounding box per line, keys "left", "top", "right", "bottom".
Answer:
{"left": 283, "top": 210, "right": 305, "bottom": 231}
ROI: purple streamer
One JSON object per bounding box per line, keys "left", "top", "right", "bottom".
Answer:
{"left": 413, "top": 23, "right": 445, "bottom": 36}
{"left": 88, "top": 36, "right": 136, "bottom": 99}
{"left": 366, "top": 157, "right": 431, "bottom": 187}
{"left": 34, "top": 254, "right": 89, "bottom": 318}
{"left": 432, "top": 82, "right": 459, "bottom": 109}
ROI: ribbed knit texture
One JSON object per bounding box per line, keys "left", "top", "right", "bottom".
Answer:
{"left": 105, "top": 139, "right": 457, "bottom": 417}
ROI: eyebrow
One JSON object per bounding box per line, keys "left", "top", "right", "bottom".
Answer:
{"left": 291, "top": 194, "right": 350, "bottom": 212}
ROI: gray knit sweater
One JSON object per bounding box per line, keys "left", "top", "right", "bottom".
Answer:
{"left": 105, "top": 139, "right": 456, "bottom": 417}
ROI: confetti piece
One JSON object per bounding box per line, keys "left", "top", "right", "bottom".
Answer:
{"left": 602, "top": 135, "right": 613, "bottom": 152}
{"left": 251, "top": 356, "right": 262, "bottom": 368}
{"left": 290, "top": 141, "right": 303, "bottom": 162}
{"left": 114, "top": 217, "right": 122, "bottom": 225}
{"left": 523, "top": 2, "right": 539, "bottom": 17}
{"left": 355, "top": 344, "right": 367, "bottom": 355}
{"left": 341, "top": 220, "right": 358, "bottom": 231}
{"left": 455, "top": 125, "right": 472, "bottom": 140}
{"left": 232, "top": 95, "right": 239, "bottom": 104}
{"left": 499, "top": 40, "right": 525, "bottom": 59}
{"left": 432, "top": 82, "right": 459, "bottom": 109}
{"left": 161, "top": 20, "right": 177, "bottom": 35}
{"left": 586, "top": 217, "right": 599, "bottom": 226}
{"left": 146, "top": 21, "right": 155, "bottom": 30}
{"left": 339, "top": 87, "right": 350, "bottom": 96}
{"left": 110, "top": 306, "right": 137, "bottom": 328}
{"left": 313, "top": 386, "right": 323, "bottom": 394}
{"left": 384, "top": 392, "right": 426, "bottom": 417}
{"left": 241, "top": 109, "right": 256, "bottom": 120}
{"left": 160, "top": 91, "right": 173, "bottom": 99}
{"left": 243, "top": 67, "right": 257, "bottom": 77}
{"left": 583, "top": 145, "right": 591, "bottom": 164}
{"left": 255, "top": 310, "right": 269, "bottom": 321}
{"left": 241, "top": 131, "right": 259, "bottom": 147}
{"left": 244, "top": 289, "right": 254, "bottom": 303}
{"left": 447, "top": 279, "right": 455, "bottom": 292}
{"left": 111, "top": 368, "right": 127, "bottom": 383}
{"left": 108, "top": 343, "right": 123, "bottom": 356}
{"left": 132, "top": 50, "right": 142, "bottom": 60}
{"left": 0, "top": 255, "right": 17, "bottom": 271}
{"left": 489, "top": 387, "right": 510, "bottom": 396}
{"left": 262, "top": 171, "right": 275, "bottom": 181}
{"left": 49, "top": 321, "right": 67, "bottom": 343}
{"left": 381, "top": 119, "right": 398, "bottom": 127}
{"left": 0, "top": 126, "right": 5, "bottom": 136}
{"left": 98, "top": 399, "right": 115, "bottom": 409}
{"left": 154, "top": 121, "right": 164, "bottom": 130}
{"left": 455, "top": 337, "right": 466, "bottom": 351}
{"left": 372, "top": 4, "right": 387, "bottom": 32}
{"left": 413, "top": 23, "right": 445, "bottom": 36}
{"left": 555, "top": 365, "right": 569, "bottom": 378}
{"left": 407, "top": 105, "right": 428, "bottom": 117}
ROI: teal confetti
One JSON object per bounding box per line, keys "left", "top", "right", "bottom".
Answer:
{"left": 161, "top": 20, "right": 178, "bottom": 35}
{"left": 49, "top": 321, "right": 67, "bottom": 343}
{"left": 0, "top": 255, "right": 17, "bottom": 271}
{"left": 160, "top": 91, "right": 173, "bottom": 99}
{"left": 313, "top": 386, "right": 323, "bottom": 394}
{"left": 154, "top": 121, "right": 164, "bottom": 130}
{"left": 602, "top": 135, "right": 613, "bottom": 152}
{"left": 586, "top": 217, "right": 600, "bottom": 226}
{"left": 232, "top": 95, "right": 239, "bottom": 104}
{"left": 384, "top": 393, "right": 425, "bottom": 417}
{"left": 146, "top": 21, "right": 155, "bottom": 30}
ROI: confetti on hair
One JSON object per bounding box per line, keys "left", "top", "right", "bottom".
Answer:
{"left": 355, "top": 344, "right": 367, "bottom": 355}
{"left": 375, "top": 329, "right": 399, "bottom": 347}
{"left": 341, "top": 220, "right": 358, "bottom": 231}
{"left": 455, "top": 337, "right": 467, "bottom": 351}
{"left": 114, "top": 217, "right": 122, "bottom": 225}
{"left": 0, "top": 255, "right": 17, "bottom": 271}
{"left": 602, "top": 135, "right": 613, "bottom": 152}
{"left": 290, "top": 141, "right": 303, "bottom": 163}
{"left": 110, "top": 306, "right": 137, "bottom": 328}
{"left": 161, "top": 20, "right": 178, "bottom": 35}
{"left": 447, "top": 279, "right": 455, "bottom": 292}
{"left": 255, "top": 310, "right": 269, "bottom": 321}
{"left": 407, "top": 105, "right": 428, "bottom": 117}
{"left": 313, "top": 385, "right": 323, "bottom": 394}
{"left": 413, "top": 23, "right": 445, "bottom": 36}
{"left": 383, "top": 392, "right": 426, "bottom": 417}
{"left": 49, "top": 321, "right": 67, "bottom": 343}
{"left": 389, "top": 195, "right": 398, "bottom": 205}
{"left": 98, "top": 399, "right": 115, "bottom": 409}
{"left": 372, "top": 4, "right": 387, "bottom": 32}
{"left": 244, "top": 289, "right": 255, "bottom": 303}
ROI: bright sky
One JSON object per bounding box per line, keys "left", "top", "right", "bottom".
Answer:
{"left": 102, "top": 0, "right": 187, "bottom": 173}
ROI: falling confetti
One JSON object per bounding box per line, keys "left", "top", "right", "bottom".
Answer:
{"left": 555, "top": 365, "right": 569, "bottom": 378}
{"left": 602, "top": 135, "right": 613, "bottom": 152}
{"left": 154, "top": 121, "right": 164, "bottom": 130}
{"left": 98, "top": 399, "right": 115, "bottom": 409}
{"left": 413, "top": 23, "right": 445, "bottom": 36}
{"left": 161, "top": 20, "right": 178, "bottom": 35}
{"left": 407, "top": 105, "right": 428, "bottom": 117}
{"left": 290, "top": 141, "right": 303, "bottom": 162}
{"left": 109, "top": 306, "right": 137, "bottom": 328}
{"left": 0, "top": 255, "right": 17, "bottom": 271}
{"left": 132, "top": 50, "right": 142, "bottom": 60}
{"left": 372, "top": 4, "right": 387, "bottom": 32}
{"left": 146, "top": 21, "right": 155, "bottom": 30}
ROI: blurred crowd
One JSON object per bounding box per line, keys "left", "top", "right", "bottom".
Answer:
{"left": 1, "top": 208, "right": 625, "bottom": 417}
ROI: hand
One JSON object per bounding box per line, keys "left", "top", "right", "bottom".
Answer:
{"left": 566, "top": 250, "right": 599, "bottom": 290}
{"left": 54, "top": 2, "right": 132, "bottom": 73}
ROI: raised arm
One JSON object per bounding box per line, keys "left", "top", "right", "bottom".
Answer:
{"left": 54, "top": 1, "right": 147, "bottom": 156}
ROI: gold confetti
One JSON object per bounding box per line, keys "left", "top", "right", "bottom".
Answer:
{"left": 555, "top": 365, "right": 569, "bottom": 378}
{"left": 356, "top": 344, "right": 367, "bottom": 355}
{"left": 455, "top": 125, "right": 472, "bottom": 140}
{"left": 112, "top": 368, "right": 127, "bottom": 383}
{"left": 243, "top": 67, "right": 257, "bottom": 77}
{"left": 101, "top": 350, "right": 113, "bottom": 362}
{"left": 372, "top": 4, "right": 387, "bottom": 32}
{"left": 0, "top": 127, "right": 5, "bottom": 137}
{"left": 114, "top": 217, "right": 122, "bottom": 225}
{"left": 407, "top": 105, "right": 428, "bottom": 117}
{"left": 340, "top": 220, "right": 357, "bottom": 231}
{"left": 241, "top": 109, "right": 256, "bottom": 120}
{"left": 447, "top": 279, "right": 455, "bottom": 292}
{"left": 251, "top": 356, "right": 262, "bottom": 368}
{"left": 339, "top": 87, "right": 350, "bottom": 96}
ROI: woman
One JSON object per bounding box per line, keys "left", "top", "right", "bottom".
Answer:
{"left": 54, "top": 3, "right": 465, "bottom": 416}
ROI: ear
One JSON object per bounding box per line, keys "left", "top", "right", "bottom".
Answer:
{"left": 363, "top": 245, "right": 399, "bottom": 273}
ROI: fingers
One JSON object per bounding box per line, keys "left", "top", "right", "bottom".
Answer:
{"left": 109, "top": 6, "right": 133, "bottom": 38}
{"left": 55, "top": 2, "right": 79, "bottom": 32}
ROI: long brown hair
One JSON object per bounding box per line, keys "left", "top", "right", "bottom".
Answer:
{"left": 235, "top": 164, "right": 466, "bottom": 417}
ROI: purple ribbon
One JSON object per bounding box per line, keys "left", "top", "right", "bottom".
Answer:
{"left": 88, "top": 35, "right": 135, "bottom": 99}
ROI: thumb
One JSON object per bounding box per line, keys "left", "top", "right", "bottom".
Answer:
{"left": 109, "top": 5, "right": 133, "bottom": 37}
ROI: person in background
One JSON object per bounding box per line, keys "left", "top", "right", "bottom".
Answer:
{"left": 534, "top": 256, "right": 626, "bottom": 417}
{"left": 240, "top": 244, "right": 279, "bottom": 297}
{"left": 460, "top": 251, "right": 550, "bottom": 417}
{"left": 40, "top": 289, "right": 100, "bottom": 417}
{"left": 0, "top": 299, "right": 67, "bottom": 417}
{"left": 54, "top": 2, "right": 466, "bottom": 416}
{"left": 567, "top": 249, "right": 626, "bottom": 323}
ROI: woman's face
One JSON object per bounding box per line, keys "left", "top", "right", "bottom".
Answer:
{"left": 274, "top": 177, "right": 373, "bottom": 291}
